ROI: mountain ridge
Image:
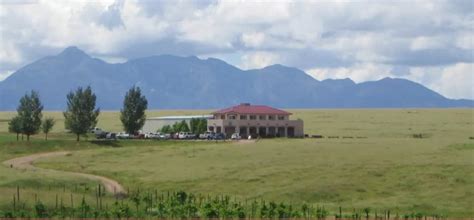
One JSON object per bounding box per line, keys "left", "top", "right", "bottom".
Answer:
{"left": 0, "top": 47, "right": 472, "bottom": 110}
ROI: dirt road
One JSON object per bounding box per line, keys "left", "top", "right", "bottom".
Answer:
{"left": 3, "top": 151, "right": 125, "bottom": 195}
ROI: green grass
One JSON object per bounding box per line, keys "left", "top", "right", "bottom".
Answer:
{"left": 0, "top": 109, "right": 473, "bottom": 217}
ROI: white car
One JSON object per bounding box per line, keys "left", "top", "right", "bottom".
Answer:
{"left": 90, "top": 127, "right": 103, "bottom": 134}
{"left": 199, "top": 131, "right": 214, "bottom": 139}
{"left": 187, "top": 133, "right": 197, "bottom": 139}
{"left": 145, "top": 132, "right": 160, "bottom": 139}
{"left": 178, "top": 132, "right": 196, "bottom": 139}
{"left": 178, "top": 132, "right": 189, "bottom": 139}
{"left": 116, "top": 132, "right": 130, "bottom": 139}
{"left": 159, "top": 133, "right": 171, "bottom": 139}
{"left": 231, "top": 133, "right": 241, "bottom": 140}
{"left": 106, "top": 132, "right": 116, "bottom": 139}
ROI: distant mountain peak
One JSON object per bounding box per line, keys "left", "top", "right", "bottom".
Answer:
{"left": 58, "top": 46, "right": 90, "bottom": 59}
{"left": 260, "top": 64, "right": 304, "bottom": 73}
{"left": 379, "top": 77, "right": 395, "bottom": 81}
{"left": 322, "top": 78, "right": 355, "bottom": 84}
{"left": 262, "top": 64, "right": 287, "bottom": 70}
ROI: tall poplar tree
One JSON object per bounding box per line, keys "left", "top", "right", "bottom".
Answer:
{"left": 8, "top": 116, "right": 22, "bottom": 141}
{"left": 41, "top": 117, "right": 55, "bottom": 140}
{"left": 64, "top": 86, "right": 100, "bottom": 141}
{"left": 120, "top": 86, "right": 148, "bottom": 134}
{"left": 17, "top": 91, "right": 43, "bottom": 141}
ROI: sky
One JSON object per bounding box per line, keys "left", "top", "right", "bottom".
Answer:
{"left": 0, "top": 0, "right": 472, "bottom": 99}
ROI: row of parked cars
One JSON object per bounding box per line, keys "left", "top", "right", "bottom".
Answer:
{"left": 90, "top": 128, "right": 241, "bottom": 140}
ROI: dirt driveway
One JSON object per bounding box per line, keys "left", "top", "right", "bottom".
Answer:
{"left": 3, "top": 151, "right": 125, "bottom": 195}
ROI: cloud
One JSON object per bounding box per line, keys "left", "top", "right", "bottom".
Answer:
{"left": 0, "top": 70, "right": 14, "bottom": 81}
{"left": 97, "top": 0, "right": 125, "bottom": 30}
{"left": 409, "top": 63, "right": 474, "bottom": 99}
{"left": 306, "top": 63, "right": 393, "bottom": 83}
{"left": 240, "top": 51, "right": 280, "bottom": 69}
{"left": 0, "top": 0, "right": 473, "bottom": 99}
{"left": 241, "top": 32, "right": 265, "bottom": 48}
{"left": 436, "top": 63, "right": 473, "bottom": 100}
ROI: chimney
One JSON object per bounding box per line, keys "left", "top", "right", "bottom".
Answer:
{"left": 240, "top": 103, "right": 250, "bottom": 106}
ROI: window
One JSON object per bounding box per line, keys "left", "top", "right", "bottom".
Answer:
{"left": 220, "top": 115, "right": 225, "bottom": 119}
{"left": 240, "top": 115, "right": 247, "bottom": 120}
{"left": 249, "top": 115, "right": 257, "bottom": 120}
{"left": 268, "top": 115, "right": 275, "bottom": 120}
{"left": 278, "top": 115, "right": 285, "bottom": 120}
{"left": 228, "top": 115, "right": 236, "bottom": 120}
{"left": 259, "top": 115, "right": 266, "bottom": 120}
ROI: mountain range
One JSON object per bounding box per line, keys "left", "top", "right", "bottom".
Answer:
{"left": 0, "top": 46, "right": 472, "bottom": 110}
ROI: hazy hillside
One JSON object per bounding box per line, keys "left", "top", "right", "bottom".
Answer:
{"left": 0, "top": 47, "right": 471, "bottom": 110}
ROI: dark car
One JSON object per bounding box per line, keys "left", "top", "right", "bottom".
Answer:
{"left": 133, "top": 133, "right": 145, "bottom": 139}
{"left": 95, "top": 131, "right": 108, "bottom": 139}
{"left": 212, "top": 133, "right": 226, "bottom": 140}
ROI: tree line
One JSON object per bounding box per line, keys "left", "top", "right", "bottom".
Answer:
{"left": 160, "top": 118, "right": 207, "bottom": 134}
{"left": 8, "top": 86, "right": 148, "bottom": 141}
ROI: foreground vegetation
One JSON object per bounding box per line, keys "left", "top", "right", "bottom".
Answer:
{"left": 0, "top": 109, "right": 473, "bottom": 217}
{"left": 1, "top": 189, "right": 445, "bottom": 219}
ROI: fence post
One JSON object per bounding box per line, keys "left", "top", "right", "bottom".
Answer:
{"left": 16, "top": 185, "right": 20, "bottom": 204}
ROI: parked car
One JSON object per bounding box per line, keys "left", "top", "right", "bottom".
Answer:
{"left": 212, "top": 133, "right": 226, "bottom": 140}
{"left": 116, "top": 132, "right": 130, "bottom": 139}
{"left": 178, "top": 132, "right": 187, "bottom": 139}
{"left": 170, "top": 132, "right": 179, "bottom": 139}
{"left": 199, "top": 131, "right": 214, "bottom": 139}
{"left": 159, "top": 133, "right": 171, "bottom": 140}
{"left": 145, "top": 132, "right": 160, "bottom": 139}
{"left": 95, "top": 131, "right": 108, "bottom": 139}
{"left": 94, "top": 128, "right": 108, "bottom": 139}
{"left": 133, "top": 133, "right": 145, "bottom": 139}
{"left": 90, "top": 127, "right": 103, "bottom": 134}
{"left": 178, "top": 132, "right": 196, "bottom": 139}
{"left": 106, "top": 132, "right": 116, "bottom": 140}
{"left": 153, "top": 133, "right": 163, "bottom": 139}
{"left": 231, "top": 133, "right": 241, "bottom": 140}
{"left": 187, "top": 133, "right": 197, "bottom": 139}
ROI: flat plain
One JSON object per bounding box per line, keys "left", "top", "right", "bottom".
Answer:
{"left": 0, "top": 109, "right": 472, "bottom": 217}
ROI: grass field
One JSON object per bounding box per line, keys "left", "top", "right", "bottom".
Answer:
{"left": 0, "top": 109, "right": 473, "bottom": 217}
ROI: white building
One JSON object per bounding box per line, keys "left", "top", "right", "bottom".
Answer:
{"left": 142, "top": 115, "right": 213, "bottom": 133}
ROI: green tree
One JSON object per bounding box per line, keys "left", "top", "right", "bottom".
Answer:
{"left": 63, "top": 86, "right": 100, "bottom": 141}
{"left": 197, "top": 119, "right": 207, "bottom": 134}
{"left": 179, "top": 120, "right": 190, "bottom": 132}
{"left": 190, "top": 118, "right": 198, "bottom": 134}
{"left": 8, "top": 116, "right": 22, "bottom": 141}
{"left": 120, "top": 86, "right": 148, "bottom": 134}
{"left": 172, "top": 122, "right": 181, "bottom": 133}
{"left": 41, "top": 117, "right": 55, "bottom": 140}
{"left": 160, "top": 125, "right": 173, "bottom": 133}
{"left": 17, "top": 91, "right": 43, "bottom": 141}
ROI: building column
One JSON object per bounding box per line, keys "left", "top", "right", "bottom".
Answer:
{"left": 284, "top": 127, "right": 288, "bottom": 137}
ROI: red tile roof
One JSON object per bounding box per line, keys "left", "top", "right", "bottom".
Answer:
{"left": 212, "top": 103, "right": 291, "bottom": 115}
